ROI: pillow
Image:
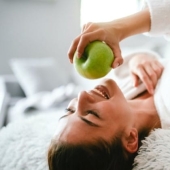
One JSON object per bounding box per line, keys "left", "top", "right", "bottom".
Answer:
{"left": 133, "top": 128, "right": 170, "bottom": 170}
{"left": 10, "top": 57, "right": 70, "bottom": 97}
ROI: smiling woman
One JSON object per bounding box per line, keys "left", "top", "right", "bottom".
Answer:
{"left": 54, "top": 79, "right": 134, "bottom": 145}
{"left": 48, "top": 50, "right": 167, "bottom": 170}
{"left": 48, "top": 79, "right": 136, "bottom": 170}
{"left": 48, "top": 0, "right": 170, "bottom": 168}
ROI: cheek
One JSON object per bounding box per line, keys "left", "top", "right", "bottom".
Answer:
{"left": 100, "top": 101, "right": 128, "bottom": 122}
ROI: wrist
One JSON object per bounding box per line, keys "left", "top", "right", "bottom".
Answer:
{"left": 111, "top": 9, "right": 151, "bottom": 41}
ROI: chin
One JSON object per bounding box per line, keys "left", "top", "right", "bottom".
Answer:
{"left": 100, "top": 78, "right": 123, "bottom": 97}
{"left": 100, "top": 78, "right": 118, "bottom": 87}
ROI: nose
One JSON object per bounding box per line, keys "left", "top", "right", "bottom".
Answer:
{"left": 77, "top": 91, "right": 95, "bottom": 109}
{"left": 78, "top": 91, "right": 95, "bottom": 103}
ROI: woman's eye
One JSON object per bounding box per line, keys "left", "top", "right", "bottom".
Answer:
{"left": 87, "top": 110, "right": 99, "bottom": 118}
{"left": 65, "top": 108, "right": 75, "bottom": 113}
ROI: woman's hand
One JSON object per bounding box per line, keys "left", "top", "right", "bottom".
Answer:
{"left": 67, "top": 9, "right": 150, "bottom": 69}
{"left": 129, "top": 54, "right": 164, "bottom": 94}
{"left": 68, "top": 22, "right": 123, "bottom": 68}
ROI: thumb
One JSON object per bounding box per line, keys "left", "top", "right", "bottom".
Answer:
{"left": 112, "top": 56, "right": 123, "bottom": 68}
{"left": 131, "top": 73, "right": 139, "bottom": 87}
{"left": 111, "top": 45, "right": 123, "bottom": 68}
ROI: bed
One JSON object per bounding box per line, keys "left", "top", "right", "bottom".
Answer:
{"left": 0, "top": 57, "right": 87, "bottom": 128}
{"left": 0, "top": 38, "right": 170, "bottom": 169}
{"left": 0, "top": 111, "right": 170, "bottom": 170}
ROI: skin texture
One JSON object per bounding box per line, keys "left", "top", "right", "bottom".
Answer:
{"left": 55, "top": 55, "right": 163, "bottom": 154}
{"left": 68, "top": 9, "right": 151, "bottom": 68}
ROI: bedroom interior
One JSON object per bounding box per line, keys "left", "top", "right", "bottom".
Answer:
{"left": 0, "top": 0, "right": 170, "bottom": 169}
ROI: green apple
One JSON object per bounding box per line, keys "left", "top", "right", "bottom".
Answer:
{"left": 73, "top": 40, "right": 114, "bottom": 79}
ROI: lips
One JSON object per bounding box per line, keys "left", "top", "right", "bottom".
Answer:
{"left": 92, "top": 85, "right": 110, "bottom": 99}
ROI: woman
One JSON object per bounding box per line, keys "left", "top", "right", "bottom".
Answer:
{"left": 48, "top": 0, "right": 170, "bottom": 169}
{"left": 48, "top": 51, "right": 168, "bottom": 170}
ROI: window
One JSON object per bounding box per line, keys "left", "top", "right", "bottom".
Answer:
{"left": 81, "top": 0, "right": 141, "bottom": 27}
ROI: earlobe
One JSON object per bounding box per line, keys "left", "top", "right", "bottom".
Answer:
{"left": 122, "top": 128, "right": 138, "bottom": 153}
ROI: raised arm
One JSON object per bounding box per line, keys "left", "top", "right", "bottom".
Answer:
{"left": 68, "top": 9, "right": 151, "bottom": 68}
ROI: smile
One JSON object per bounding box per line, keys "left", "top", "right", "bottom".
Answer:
{"left": 92, "top": 85, "right": 110, "bottom": 99}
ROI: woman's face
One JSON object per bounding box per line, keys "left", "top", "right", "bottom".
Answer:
{"left": 55, "top": 79, "right": 134, "bottom": 144}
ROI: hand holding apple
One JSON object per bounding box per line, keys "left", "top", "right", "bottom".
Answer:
{"left": 73, "top": 41, "right": 114, "bottom": 79}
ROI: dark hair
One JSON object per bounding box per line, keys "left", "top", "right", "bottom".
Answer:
{"left": 48, "top": 129, "right": 149, "bottom": 170}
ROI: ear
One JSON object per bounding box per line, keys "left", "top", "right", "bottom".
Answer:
{"left": 122, "top": 128, "right": 138, "bottom": 153}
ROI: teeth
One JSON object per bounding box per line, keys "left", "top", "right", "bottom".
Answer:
{"left": 93, "top": 89, "right": 108, "bottom": 99}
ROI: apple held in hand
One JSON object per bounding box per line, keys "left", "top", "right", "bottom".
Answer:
{"left": 73, "top": 41, "right": 114, "bottom": 79}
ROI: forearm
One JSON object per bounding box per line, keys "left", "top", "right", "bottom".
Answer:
{"left": 110, "top": 9, "right": 151, "bottom": 41}
{"left": 68, "top": 9, "right": 151, "bottom": 68}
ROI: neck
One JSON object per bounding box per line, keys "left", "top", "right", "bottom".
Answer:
{"left": 128, "top": 96, "right": 161, "bottom": 133}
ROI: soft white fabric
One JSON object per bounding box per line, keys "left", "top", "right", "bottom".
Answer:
{"left": 153, "top": 59, "right": 170, "bottom": 128}
{"left": 1, "top": 114, "right": 170, "bottom": 170}
{"left": 133, "top": 128, "right": 170, "bottom": 170}
{"left": 1, "top": 52, "right": 170, "bottom": 170}
{"left": 111, "top": 50, "right": 161, "bottom": 99}
{"left": 10, "top": 83, "right": 82, "bottom": 113}
{"left": 1, "top": 113, "right": 170, "bottom": 170}
{"left": 10, "top": 58, "right": 70, "bottom": 97}
{"left": 143, "top": 0, "right": 170, "bottom": 40}
{"left": 0, "top": 113, "right": 64, "bottom": 170}
{"left": 111, "top": 51, "right": 170, "bottom": 128}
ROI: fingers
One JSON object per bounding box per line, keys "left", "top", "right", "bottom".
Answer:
{"left": 135, "top": 65, "right": 154, "bottom": 94}
{"left": 134, "top": 61, "right": 164, "bottom": 94}
{"left": 131, "top": 73, "right": 139, "bottom": 87}
{"left": 143, "top": 64, "right": 157, "bottom": 94}
{"left": 68, "top": 22, "right": 123, "bottom": 69}
{"left": 68, "top": 29, "right": 122, "bottom": 67}
{"left": 68, "top": 36, "right": 80, "bottom": 63}
{"left": 111, "top": 45, "right": 123, "bottom": 68}
{"left": 151, "top": 61, "right": 164, "bottom": 79}
{"left": 77, "top": 30, "right": 105, "bottom": 55}
{"left": 68, "top": 22, "right": 99, "bottom": 63}
{"left": 68, "top": 30, "right": 106, "bottom": 63}
{"left": 145, "top": 61, "right": 164, "bottom": 90}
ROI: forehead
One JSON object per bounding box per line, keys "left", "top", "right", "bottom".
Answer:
{"left": 67, "top": 98, "right": 77, "bottom": 107}
{"left": 55, "top": 113, "right": 118, "bottom": 145}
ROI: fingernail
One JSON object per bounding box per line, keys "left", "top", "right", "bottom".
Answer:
{"left": 69, "top": 59, "right": 73, "bottom": 63}
{"left": 116, "top": 62, "right": 120, "bottom": 68}
{"left": 77, "top": 52, "right": 81, "bottom": 58}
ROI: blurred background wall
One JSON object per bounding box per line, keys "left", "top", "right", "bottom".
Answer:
{"left": 0, "top": 0, "right": 81, "bottom": 74}
{"left": 0, "top": 0, "right": 169, "bottom": 76}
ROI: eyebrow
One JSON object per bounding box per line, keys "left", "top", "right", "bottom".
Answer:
{"left": 59, "top": 115, "right": 99, "bottom": 127}
{"left": 59, "top": 114, "right": 69, "bottom": 120}
{"left": 80, "top": 117, "right": 99, "bottom": 127}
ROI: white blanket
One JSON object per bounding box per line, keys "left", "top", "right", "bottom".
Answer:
{"left": 153, "top": 59, "right": 170, "bottom": 128}
{"left": 133, "top": 128, "right": 170, "bottom": 170}
{"left": 1, "top": 113, "right": 170, "bottom": 170}
{"left": 0, "top": 113, "right": 62, "bottom": 170}
{"left": 11, "top": 83, "right": 82, "bottom": 113}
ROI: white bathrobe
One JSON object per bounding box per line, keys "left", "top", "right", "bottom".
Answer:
{"left": 112, "top": 51, "right": 170, "bottom": 129}
{"left": 143, "top": 0, "right": 170, "bottom": 41}
{"left": 114, "top": 0, "right": 170, "bottom": 128}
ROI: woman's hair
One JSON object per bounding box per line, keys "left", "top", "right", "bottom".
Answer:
{"left": 48, "top": 129, "right": 149, "bottom": 170}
